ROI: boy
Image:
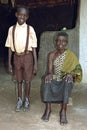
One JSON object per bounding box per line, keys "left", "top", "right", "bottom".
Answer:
{"left": 5, "top": 5, "right": 37, "bottom": 111}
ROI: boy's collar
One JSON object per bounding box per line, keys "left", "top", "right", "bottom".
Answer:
{"left": 16, "top": 22, "right": 27, "bottom": 27}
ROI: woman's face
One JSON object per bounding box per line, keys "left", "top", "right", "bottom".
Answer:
{"left": 15, "top": 8, "right": 29, "bottom": 25}
{"left": 56, "top": 36, "right": 68, "bottom": 51}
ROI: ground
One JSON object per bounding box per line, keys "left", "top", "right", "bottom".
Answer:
{"left": 0, "top": 62, "right": 87, "bottom": 130}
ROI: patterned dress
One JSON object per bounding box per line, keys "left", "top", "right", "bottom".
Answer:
{"left": 53, "top": 51, "right": 66, "bottom": 81}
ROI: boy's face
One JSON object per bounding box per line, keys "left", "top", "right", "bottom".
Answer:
{"left": 15, "top": 8, "right": 29, "bottom": 25}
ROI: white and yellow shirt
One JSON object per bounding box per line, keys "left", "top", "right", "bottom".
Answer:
{"left": 5, "top": 23, "right": 37, "bottom": 53}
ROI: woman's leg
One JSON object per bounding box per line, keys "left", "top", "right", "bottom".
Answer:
{"left": 59, "top": 82, "right": 73, "bottom": 124}
{"left": 41, "top": 103, "right": 51, "bottom": 121}
{"left": 60, "top": 103, "right": 68, "bottom": 125}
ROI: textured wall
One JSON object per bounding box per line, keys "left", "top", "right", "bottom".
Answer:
{"left": 0, "top": 0, "right": 8, "bottom": 3}
{"left": 38, "top": 28, "right": 79, "bottom": 77}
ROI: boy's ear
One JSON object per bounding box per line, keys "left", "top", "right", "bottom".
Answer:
{"left": 15, "top": 12, "right": 18, "bottom": 17}
{"left": 26, "top": 13, "right": 29, "bottom": 19}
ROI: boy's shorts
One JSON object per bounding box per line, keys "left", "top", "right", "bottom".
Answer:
{"left": 14, "top": 51, "right": 33, "bottom": 82}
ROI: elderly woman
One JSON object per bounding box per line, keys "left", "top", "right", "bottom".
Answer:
{"left": 41, "top": 32, "right": 82, "bottom": 125}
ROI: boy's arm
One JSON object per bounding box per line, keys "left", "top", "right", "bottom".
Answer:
{"left": 32, "top": 48, "right": 38, "bottom": 75}
{"left": 8, "top": 48, "right": 13, "bottom": 74}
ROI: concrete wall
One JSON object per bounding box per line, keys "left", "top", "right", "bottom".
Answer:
{"left": 79, "top": 0, "right": 87, "bottom": 83}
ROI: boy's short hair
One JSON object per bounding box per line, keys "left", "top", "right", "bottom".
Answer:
{"left": 16, "top": 5, "right": 29, "bottom": 14}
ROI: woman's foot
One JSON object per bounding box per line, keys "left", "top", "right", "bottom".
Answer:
{"left": 60, "top": 109, "right": 68, "bottom": 125}
{"left": 41, "top": 110, "right": 51, "bottom": 122}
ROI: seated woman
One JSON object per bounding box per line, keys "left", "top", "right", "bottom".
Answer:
{"left": 41, "top": 32, "right": 82, "bottom": 125}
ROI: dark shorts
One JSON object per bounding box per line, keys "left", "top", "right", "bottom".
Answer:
{"left": 14, "top": 52, "right": 33, "bottom": 82}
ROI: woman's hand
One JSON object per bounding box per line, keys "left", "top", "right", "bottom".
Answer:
{"left": 45, "top": 74, "right": 53, "bottom": 83}
{"left": 63, "top": 74, "right": 74, "bottom": 83}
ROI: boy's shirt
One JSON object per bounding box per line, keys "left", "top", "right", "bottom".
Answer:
{"left": 5, "top": 23, "right": 37, "bottom": 53}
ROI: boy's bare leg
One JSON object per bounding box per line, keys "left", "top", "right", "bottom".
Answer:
{"left": 17, "top": 82, "right": 22, "bottom": 98}
{"left": 23, "top": 81, "right": 31, "bottom": 110}
{"left": 24, "top": 81, "right": 31, "bottom": 98}
{"left": 15, "top": 82, "right": 23, "bottom": 111}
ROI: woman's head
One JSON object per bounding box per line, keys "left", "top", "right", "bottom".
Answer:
{"left": 55, "top": 32, "right": 68, "bottom": 51}
{"left": 15, "top": 5, "right": 29, "bottom": 25}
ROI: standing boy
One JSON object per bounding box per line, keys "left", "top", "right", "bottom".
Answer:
{"left": 5, "top": 5, "right": 37, "bottom": 111}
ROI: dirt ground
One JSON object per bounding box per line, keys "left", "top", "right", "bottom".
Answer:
{"left": 0, "top": 62, "right": 87, "bottom": 130}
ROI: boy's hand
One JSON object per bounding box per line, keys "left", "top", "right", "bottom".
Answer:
{"left": 33, "top": 64, "right": 37, "bottom": 75}
{"left": 8, "top": 64, "right": 13, "bottom": 74}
